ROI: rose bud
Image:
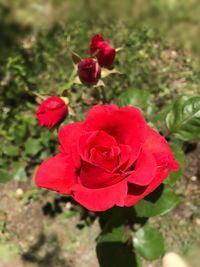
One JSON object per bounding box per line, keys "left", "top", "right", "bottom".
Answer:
{"left": 89, "top": 34, "right": 116, "bottom": 68}
{"left": 78, "top": 58, "right": 101, "bottom": 85}
{"left": 36, "top": 96, "right": 68, "bottom": 130}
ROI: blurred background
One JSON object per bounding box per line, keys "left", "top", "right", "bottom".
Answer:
{"left": 0, "top": 1, "right": 200, "bottom": 267}
{"left": 1, "top": 0, "right": 200, "bottom": 55}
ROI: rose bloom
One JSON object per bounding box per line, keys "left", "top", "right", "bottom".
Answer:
{"left": 89, "top": 34, "right": 116, "bottom": 68}
{"left": 36, "top": 96, "right": 68, "bottom": 130}
{"left": 78, "top": 58, "right": 101, "bottom": 85}
{"left": 35, "top": 105, "right": 179, "bottom": 211}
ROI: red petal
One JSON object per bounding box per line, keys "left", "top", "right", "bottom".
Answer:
{"left": 124, "top": 168, "right": 170, "bottom": 207}
{"left": 143, "top": 126, "right": 180, "bottom": 171}
{"left": 89, "top": 34, "right": 104, "bottom": 54}
{"left": 96, "top": 45, "right": 116, "bottom": 68}
{"left": 79, "top": 130, "right": 118, "bottom": 164}
{"left": 44, "top": 97, "right": 65, "bottom": 110}
{"left": 79, "top": 161, "right": 125, "bottom": 189}
{"left": 71, "top": 180, "right": 127, "bottom": 211}
{"left": 114, "top": 144, "right": 135, "bottom": 172}
{"left": 35, "top": 154, "right": 76, "bottom": 194}
{"left": 84, "top": 105, "right": 147, "bottom": 162}
{"left": 58, "top": 122, "right": 85, "bottom": 154}
{"left": 36, "top": 107, "right": 67, "bottom": 130}
{"left": 124, "top": 127, "right": 180, "bottom": 206}
{"left": 127, "top": 150, "right": 157, "bottom": 186}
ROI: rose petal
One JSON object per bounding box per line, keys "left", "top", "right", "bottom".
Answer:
{"left": 96, "top": 45, "right": 116, "bottom": 68}
{"left": 35, "top": 154, "right": 75, "bottom": 194}
{"left": 143, "top": 126, "right": 180, "bottom": 171}
{"left": 45, "top": 99, "right": 65, "bottom": 110}
{"left": 89, "top": 34, "right": 105, "bottom": 54}
{"left": 58, "top": 122, "right": 85, "bottom": 154}
{"left": 79, "top": 130, "right": 118, "bottom": 158}
{"left": 37, "top": 108, "right": 67, "bottom": 130}
{"left": 79, "top": 161, "right": 126, "bottom": 189}
{"left": 114, "top": 144, "right": 135, "bottom": 173}
{"left": 127, "top": 150, "right": 157, "bottom": 186}
{"left": 84, "top": 105, "right": 147, "bottom": 162}
{"left": 124, "top": 167, "right": 170, "bottom": 207}
{"left": 71, "top": 180, "right": 128, "bottom": 211}
{"left": 124, "top": 127, "right": 180, "bottom": 206}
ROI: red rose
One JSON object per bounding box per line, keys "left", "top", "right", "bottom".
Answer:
{"left": 78, "top": 58, "right": 101, "bottom": 85}
{"left": 35, "top": 105, "right": 179, "bottom": 211}
{"left": 36, "top": 96, "right": 68, "bottom": 130}
{"left": 89, "top": 34, "right": 116, "bottom": 68}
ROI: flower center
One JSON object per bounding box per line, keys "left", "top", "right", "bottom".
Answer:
{"left": 89, "top": 145, "right": 120, "bottom": 171}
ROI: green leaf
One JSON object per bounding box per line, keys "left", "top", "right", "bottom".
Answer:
{"left": 71, "top": 51, "right": 82, "bottom": 64}
{"left": 134, "top": 184, "right": 179, "bottom": 217}
{"left": 13, "top": 124, "right": 28, "bottom": 145}
{"left": 135, "top": 254, "right": 142, "bottom": 267}
{"left": 73, "top": 76, "right": 81, "bottom": 85}
{"left": 96, "top": 207, "right": 139, "bottom": 267}
{"left": 98, "top": 225, "right": 129, "bottom": 243}
{"left": 14, "top": 167, "right": 27, "bottom": 182}
{"left": 153, "top": 102, "right": 173, "bottom": 123}
{"left": 97, "top": 242, "right": 140, "bottom": 267}
{"left": 134, "top": 224, "right": 165, "bottom": 260}
{"left": 39, "top": 150, "right": 50, "bottom": 160}
{"left": 99, "top": 207, "right": 133, "bottom": 241}
{"left": 165, "top": 142, "right": 185, "bottom": 185}
{"left": 13, "top": 166, "right": 27, "bottom": 182}
{"left": 166, "top": 96, "right": 200, "bottom": 141}
{"left": 117, "top": 88, "right": 152, "bottom": 113}
{"left": 101, "top": 68, "right": 121, "bottom": 78}
{"left": 94, "top": 79, "right": 105, "bottom": 87}
{"left": 116, "top": 47, "right": 123, "bottom": 52}
{"left": 97, "top": 224, "right": 139, "bottom": 267}
{"left": 0, "top": 170, "right": 12, "bottom": 183}
{"left": 3, "top": 145, "right": 19, "bottom": 157}
{"left": 12, "top": 162, "right": 27, "bottom": 182}
{"left": 24, "top": 138, "right": 42, "bottom": 156}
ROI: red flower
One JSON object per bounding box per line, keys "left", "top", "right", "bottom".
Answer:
{"left": 89, "top": 34, "right": 116, "bottom": 68}
{"left": 36, "top": 96, "right": 68, "bottom": 130}
{"left": 78, "top": 58, "right": 101, "bottom": 85}
{"left": 35, "top": 105, "right": 179, "bottom": 211}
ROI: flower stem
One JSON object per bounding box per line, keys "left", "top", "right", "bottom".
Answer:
{"left": 100, "top": 86, "right": 107, "bottom": 103}
{"left": 23, "top": 86, "right": 46, "bottom": 100}
{"left": 65, "top": 68, "right": 77, "bottom": 90}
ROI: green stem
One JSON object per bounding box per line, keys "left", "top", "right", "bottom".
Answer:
{"left": 23, "top": 86, "right": 46, "bottom": 100}
{"left": 58, "top": 68, "right": 77, "bottom": 96}
{"left": 100, "top": 86, "right": 107, "bottom": 103}
{"left": 65, "top": 68, "right": 77, "bottom": 90}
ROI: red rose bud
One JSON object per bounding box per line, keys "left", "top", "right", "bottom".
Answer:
{"left": 78, "top": 58, "right": 101, "bottom": 85}
{"left": 36, "top": 96, "right": 68, "bottom": 130}
{"left": 89, "top": 34, "right": 116, "bottom": 68}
